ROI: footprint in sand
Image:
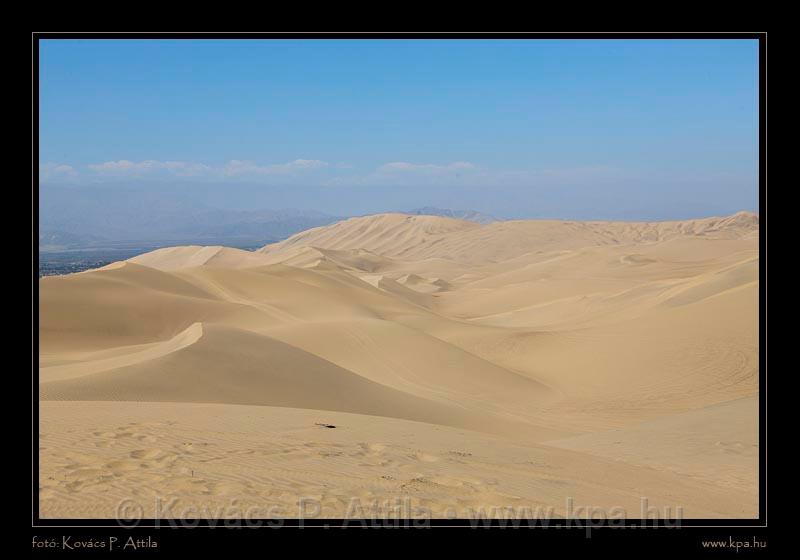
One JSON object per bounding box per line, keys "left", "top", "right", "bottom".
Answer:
{"left": 176, "top": 441, "right": 211, "bottom": 455}
{"left": 427, "top": 475, "right": 483, "bottom": 489}
{"left": 164, "top": 475, "right": 210, "bottom": 494}
{"left": 410, "top": 451, "right": 440, "bottom": 463}
{"left": 104, "top": 460, "right": 141, "bottom": 473}
{"left": 130, "top": 448, "right": 165, "bottom": 460}
{"left": 91, "top": 431, "right": 118, "bottom": 448}
{"left": 448, "top": 450, "right": 472, "bottom": 458}
{"left": 68, "top": 467, "right": 106, "bottom": 479}
{"left": 356, "top": 442, "right": 388, "bottom": 456}
{"left": 354, "top": 443, "right": 396, "bottom": 467}
{"left": 128, "top": 448, "right": 180, "bottom": 468}
{"left": 318, "top": 450, "right": 344, "bottom": 458}
{"left": 206, "top": 481, "right": 251, "bottom": 496}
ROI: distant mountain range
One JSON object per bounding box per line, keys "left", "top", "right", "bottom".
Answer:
{"left": 403, "top": 206, "right": 499, "bottom": 224}
{"left": 38, "top": 185, "right": 503, "bottom": 252}
{"left": 39, "top": 185, "right": 343, "bottom": 251}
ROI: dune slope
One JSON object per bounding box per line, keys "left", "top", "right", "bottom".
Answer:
{"left": 39, "top": 212, "right": 760, "bottom": 519}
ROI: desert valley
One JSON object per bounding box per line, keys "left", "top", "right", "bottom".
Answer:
{"left": 38, "top": 211, "right": 759, "bottom": 520}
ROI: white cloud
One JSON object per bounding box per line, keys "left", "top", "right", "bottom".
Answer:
{"left": 287, "top": 159, "right": 328, "bottom": 170}
{"left": 87, "top": 160, "right": 136, "bottom": 172}
{"left": 82, "top": 158, "right": 328, "bottom": 180}
{"left": 53, "top": 164, "right": 77, "bottom": 174}
{"left": 52, "top": 157, "right": 488, "bottom": 187}
{"left": 87, "top": 160, "right": 212, "bottom": 177}
{"left": 379, "top": 161, "right": 476, "bottom": 173}
{"left": 223, "top": 160, "right": 261, "bottom": 176}
{"left": 40, "top": 162, "right": 79, "bottom": 180}
{"left": 223, "top": 159, "right": 328, "bottom": 176}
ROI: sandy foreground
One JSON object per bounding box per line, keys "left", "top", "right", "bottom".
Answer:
{"left": 39, "top": 212, "right": 759, "bottom": 519}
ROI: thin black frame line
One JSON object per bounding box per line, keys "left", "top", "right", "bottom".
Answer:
{"left": 31, "top": 31, "right": 767, "bottom": 529}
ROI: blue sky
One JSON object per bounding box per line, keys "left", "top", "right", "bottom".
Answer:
{"left": 39, "top": 39, "right": 759, "bottom": 219}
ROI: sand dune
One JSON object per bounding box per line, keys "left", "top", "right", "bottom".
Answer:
{"left": 40, "top": 322, "right": 204, "bottom": 382}
{"left": 260, "top": 211, "right": 758, "bottom": 264}
{"left": 41, "top": 323, "right": 523, "bottom": 434}
{"left": 39, "top": 212, "right": 759, "bottom": 519}
{"left": 129, "top": 245, "right": 276, "bottom": 271}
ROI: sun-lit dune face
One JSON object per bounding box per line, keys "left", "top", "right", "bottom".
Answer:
{"left": 128, "top": 245, "right": 277, "bottom": 271}
{"left": 260, "top": 211, "right": 759, "bottom": 265}
{"left": 38, "top": 212, "right": 759, "bottom": 519}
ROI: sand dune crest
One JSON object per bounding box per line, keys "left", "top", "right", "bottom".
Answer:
{"left": 39, "top": 212, "right": 759, "bottom": 518}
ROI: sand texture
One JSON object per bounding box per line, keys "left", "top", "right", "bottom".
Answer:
{"left": 39, "top": 212, "right": 759, "bottom": 519}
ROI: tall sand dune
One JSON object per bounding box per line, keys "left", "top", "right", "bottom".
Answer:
{"left": 39, "top": 212, "right": 759, "bottom": 518}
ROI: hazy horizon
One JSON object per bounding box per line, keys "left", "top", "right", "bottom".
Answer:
{"left": 39, "top": 179, "right": 758, "bottom": 223}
